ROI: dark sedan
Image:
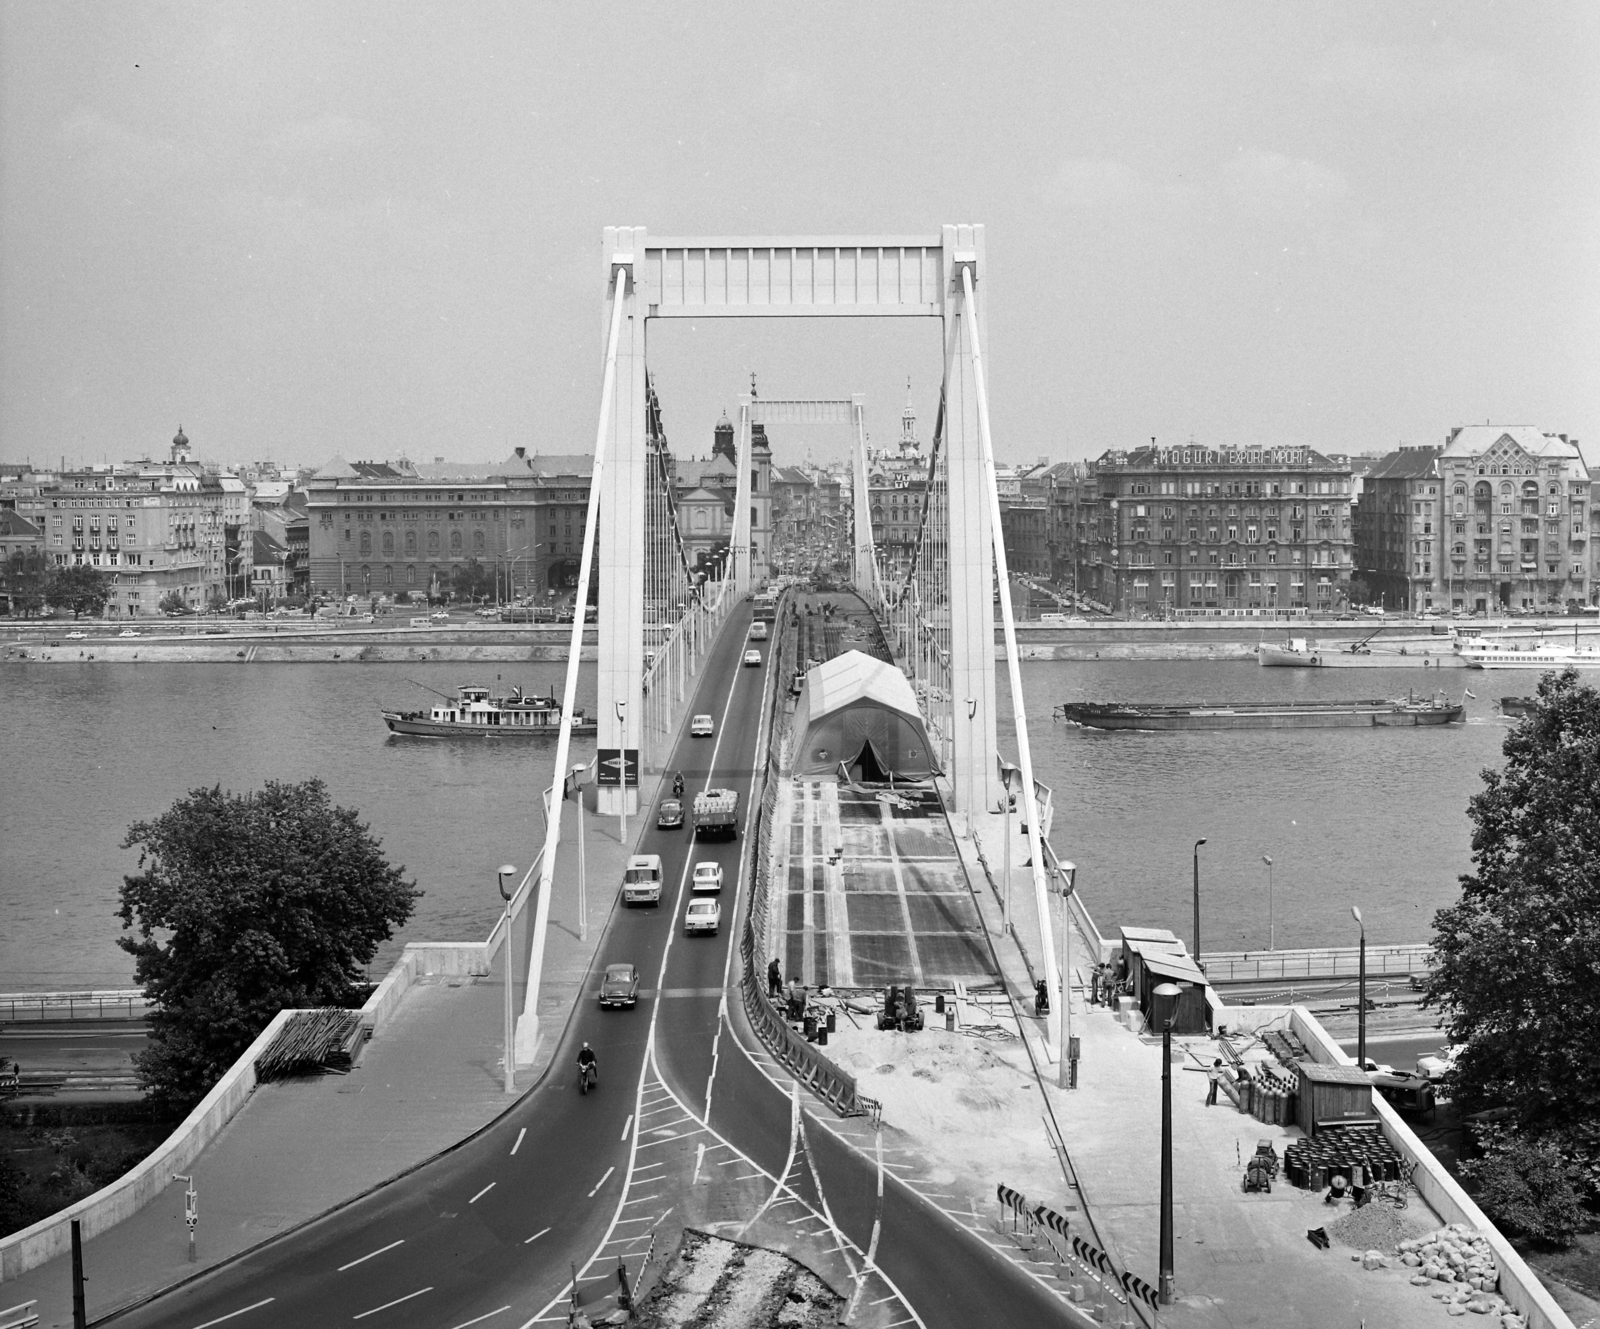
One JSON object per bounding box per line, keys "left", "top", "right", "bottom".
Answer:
{"left": 598, "top": 963, "right": 639, "bottom": 1009}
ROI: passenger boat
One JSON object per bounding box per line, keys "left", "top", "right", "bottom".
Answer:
{"left": 1456, "top": 640, "right": 1600, "bottom": 670}
{"left": 382, "top": 685, "right": 596, "bottom": 737}
{"left": 1055, "top": 694, "right": 1465, "bottom": 731}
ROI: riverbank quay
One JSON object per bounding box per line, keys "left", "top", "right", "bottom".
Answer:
{"left": 0, "top": 767, "right": 653, "bottom": 1326}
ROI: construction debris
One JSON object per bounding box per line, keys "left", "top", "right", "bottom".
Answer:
{"left": 254, "top": 1009, "right": 363, "bottom": 1081}
{"left": 630, "top": 1230, "right": 843, "bottom": 1329}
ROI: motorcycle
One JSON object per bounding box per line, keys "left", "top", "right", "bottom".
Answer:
{"left": 578, "top": 1060, "right": 598, "bottom": 1095}
{"left": 672, "top": 774, "right": 685, "bottom": 798}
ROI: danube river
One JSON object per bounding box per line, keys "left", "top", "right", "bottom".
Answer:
{"left": 0, "top": 656, "right": 1534, "bottom": 991}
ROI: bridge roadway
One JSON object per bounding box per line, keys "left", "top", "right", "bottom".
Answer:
{"left": 107, "top": 606, "right": 1068, "bottom": 1328}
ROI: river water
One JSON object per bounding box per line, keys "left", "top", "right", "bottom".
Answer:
{"left": 0, "top": 657, "right": 1525, "bottom": 991}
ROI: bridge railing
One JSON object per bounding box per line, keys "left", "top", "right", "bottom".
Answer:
{"left": 0, "top": 990, "right": 147, "bottom": 1022}
{"left": 1200, "top": 944, "right": 1432, "bottom": 985}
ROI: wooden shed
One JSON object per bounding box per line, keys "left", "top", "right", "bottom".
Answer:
{"left": 1119, "top": 929, "right": 1212, "bottom": 1036}
{"left": 1293, "top": 1062, "right": 1374, "bottom": 1137}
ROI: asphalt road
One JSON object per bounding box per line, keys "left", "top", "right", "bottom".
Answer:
{"left": 106, "top": 606, "right": 1072, "bottom": 1328}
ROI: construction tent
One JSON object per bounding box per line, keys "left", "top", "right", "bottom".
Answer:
{"left": 793, "top": 651, "right": 940, "bottom": 782}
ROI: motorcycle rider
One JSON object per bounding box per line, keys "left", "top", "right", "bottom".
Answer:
{"left": 672, "top": 771, "right": 685, "bottom": 798}
{"left": 577, "top": 1041, "right": 598, "bottom": 1089}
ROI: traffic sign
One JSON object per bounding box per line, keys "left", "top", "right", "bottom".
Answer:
{"left": 596, "top": 748, "right": 639, "bottom": 787}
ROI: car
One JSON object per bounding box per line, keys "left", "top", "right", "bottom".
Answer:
{"left": 691, "top": 861, "right": 724, "bottom": 894}
{"left": 431, "top": 610, "right": 450, "bottom": 621}
{"left": 684, "top": 898, "right": 721, "bottom": 936}
{"left": 66, "top": 631, "right": 86, "bottom": 639}
{"left": 743, "top": 649, "right": 762, "bottom": 668}
{"left": 657, "top": 798, "right": 684, "bottom": 829}
{"left": 691, "top": 714, "right": 714, "bottom": 737}
{"left": 598, "top": 963, "right": 639, "bottom": 1009}
{"left": 749, "top": 621, "right": 768, "bottom": 640}
{"left": 117, "top": 629, "right": 141, "bottom": 638}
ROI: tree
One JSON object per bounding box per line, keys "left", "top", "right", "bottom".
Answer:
{"left": 117, "top": 780, "right": 419, "bottom": 1110}
{"left": 158, "top": 590, "right": 187, "bottom": 615}
{"left": 450, "top": 557, "right": 495, "bottom": 603}
{"left": 46, "top": 564, "right": 111, "bottom": 619}
{"left": 1426, "top": 669, "right": 1600, "bottom": 1235}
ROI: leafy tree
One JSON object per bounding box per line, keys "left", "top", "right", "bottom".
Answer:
{"left": 1347, "top": 576, "right": 1372, "bottom": 606}
{"left": 450, "top": 557, "right": 495, "bottom": 602}
{"left": 2, "top": 550, "right": 48, "bottom": 617}
{"left": 118, "top": 780, "right": 419, "bottom": 1111}
{"left": 46, "top": 564, "right": 111, "bottom": 619}
{"left": 1457, "top": 1123, "right": 1589, "bottom": 1244}
{"left": 158, "top": 590, "right": 188, "bottom": 615}
{"left": 1426, "top": 669, "right": 1600, "bottom": 1236}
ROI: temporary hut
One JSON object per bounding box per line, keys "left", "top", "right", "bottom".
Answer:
{"left": 792, "top": 651, "right": 939, "bottom": 782}
{"left": 1119, "top": 926, "right": 1215, "bottom": 1036}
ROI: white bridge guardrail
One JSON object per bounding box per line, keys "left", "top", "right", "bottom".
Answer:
{"left": 1199, "top": 944, "right": 1432, "bottom": 985}
{"left": 0, "top": 991, "right": 148, "bottom": 1022}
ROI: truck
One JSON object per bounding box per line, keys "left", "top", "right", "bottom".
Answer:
{"left": 621, "top": 853, "right": 663, "bottom": 906}
{"left": 692, "top": 789, "right": 740, "bottom": 841}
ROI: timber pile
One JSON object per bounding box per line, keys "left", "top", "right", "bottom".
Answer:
{"left": 255, "top": 1009, "right": 362, "bottom": 1080}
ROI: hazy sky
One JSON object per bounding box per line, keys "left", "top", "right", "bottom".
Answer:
{"left": 2, "top": 3, "right": 1595, "bottom": 470}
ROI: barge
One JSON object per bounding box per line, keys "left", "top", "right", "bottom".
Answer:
{"left": 383, "top": 684, "right": 596, "bottom": 737}
{"left": 1055, "top": 695, "right": 1465, "bottom": 731}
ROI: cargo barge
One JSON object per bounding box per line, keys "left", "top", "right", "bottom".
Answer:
{"left": 1055, "top": 695, "right": 1465, "bottom": 731}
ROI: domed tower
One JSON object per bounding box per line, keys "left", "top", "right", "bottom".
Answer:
{"left": 712, "top": 412, "right": 737, "bottom": 469}
{"left": 899, "top": 383, "right": 920, "bottom": 457}
{"left": 171, "top": 425, "right": 191, "bottom": 465}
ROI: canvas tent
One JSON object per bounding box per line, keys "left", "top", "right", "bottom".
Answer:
{"left": 793, "top": 651, "right": 939, "bottom": 782}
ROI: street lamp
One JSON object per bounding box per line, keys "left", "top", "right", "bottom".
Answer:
{"left": 569, "top": 761, "right": 592, "bottom": 941}
{"left": 1192, "top": 838, "right": 1207, "bottom": 968}
{"left": 1351, "top": 905, "right": 1366, "bottom": 1071}
{"left": 1262, "top": 855, "right": 1274, "bottom": 951}
{"left": 1057, "top": 858, "right": 1077, "bottom": 1090}
{"left": 497, "top": 864, "right": 517, "bottom": 1094}
{"left": 1152, "top": 980, "right": 1183, "bottom": 1305}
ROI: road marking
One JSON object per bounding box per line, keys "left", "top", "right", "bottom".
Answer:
{"left": 337, "top": 1239, "right": 403, "bottom": 1272}
{"left": 621, "top": 1113, "right": 633, "bottom": 1140}
{"left": 632, "top": 1160, "right": 666, "bottom": 1172}
{"left": 469, "top": 1182, "right": 495, "bottom": 1204}
{"left": 622, "top": 1193, "right": 661, "bottom": 1205}
{"left": 352, "top": 1286, "right": 431, "bottom": 1319}
{"left": 612, "top": 1215, "right": 655, "bottom": 1225}
{"left": 870, "top": 1293, "right": 899, "bottom": 1306}
{"left": 693, "top": 1141, "right": 705, "bottom": 1184}
{"left": 732, "top": 1171, "right": 766, "bottom": 1180}
{"left": 188, "top": 1299, "right": 275, "bottom": 1329}
{"left": 523, "top": 1227, "right": 550, "bottom": 1244}
{"left": 448, "top": 1309, "right": 511, "bottom": 1329}
{"left": 587, "top": 1166, "right": 615, "bottom": 1197}
{"left": 511, "top": 1127, "right": 526, "bottom": 1155}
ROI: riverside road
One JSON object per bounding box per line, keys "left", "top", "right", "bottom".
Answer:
{"left": 106, "top": 609, "right": 1067, "bottom": 1328}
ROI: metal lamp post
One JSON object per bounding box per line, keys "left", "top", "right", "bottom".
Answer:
{"left": 997, "top": 756, "right": 1021, "bottom": 931}
{"left": 1192, "top": 838, "right": 1207, "bottom": 968}
{"left": 1351, "top": 905, "right": 1366, "bottom": 1071}
{"left": 1152, "top": 980, "right": 1182, "bottom": 1305}
{"left": 497, "top": 864, "right": 517, "bottom": 1094}
{"left": 570, "top": 762, "right": 592, "bottom": 941}
{"left": 1262, "top": 855, "right": 1274, "bottom": 951}
{"left": 615, "top": 701, "right": 627, "bottom": 847}
{"left": 1058, "top": 858, "right": 1077, "bottom": 1090}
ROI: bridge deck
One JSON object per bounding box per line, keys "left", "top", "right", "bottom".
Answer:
{"left": 772, "top": 778, "right": 995, "bottom": 991}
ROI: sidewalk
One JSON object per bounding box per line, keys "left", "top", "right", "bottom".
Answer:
{"left": 957, "top": 808, "right": 1489, "bottom": 1329}
{"left": 0, "top": 761, "right": 666, "bottom": 1328}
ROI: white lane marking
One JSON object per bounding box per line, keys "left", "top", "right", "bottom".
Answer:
{"left": 449, "top": 1309, "right": 511, "bottom": 1329}
{"left": 337, "top": 1238, "right": 404, "bottom": 1272}
{"left": 632, "top": 1160, "right": 666, "bottom": 1172}
{"left": 188, "top": 1299, "right": 276, "bottom": 1329}
{"left": 587, "top": 1165, "right": 615, "bottom": 1197}
{"left": 511, "top": 1127, "right": 526, "bottom": 1155}
{"left": 469, "top": 1182, "right": 495, "bottom": 1204}
{"left": 693, "top": 1141, "right": 705, "bottom": 1184}
{"left": 870, "top": 1293, "right": 900, "bottom": 1306}
{"left": 621, "top": 1192, "right": 662, "bottom": 1204}
{"left": 523, "top": 1226, "right": 550, "bottom": 1244}
{"left": 352, "top": 1286, "right": 431, "bottom": 1319}
{"left": 612, "top": 1215, "right": 655, "bottom": 1225}
{"left": 621, "top": 1113, "right": 634, "bottom": 1140}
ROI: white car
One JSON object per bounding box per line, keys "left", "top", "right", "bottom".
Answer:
{"left": 118, "top": 629, "right": 141, "bottom": 638}
{"left": 743, "top": 649, "right": 762, "bottom": 668}
{"left": 691, "top": 714, "right": 714, "bottom": 737}
{"left": 749, "top": 622, "right": 768, "bottom": 640}
{"left": 66, "top": 631, "right": 86, "bottom": 639}
{"left": 684, "top": 898, "right": 721, "bottom": 936}
{"left": 691, "top": 862, "right": 724, "bottom": 894}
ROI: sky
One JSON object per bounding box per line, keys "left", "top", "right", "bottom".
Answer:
{"left": 1, "top": 2, "right": 1595, "bottom": 472}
